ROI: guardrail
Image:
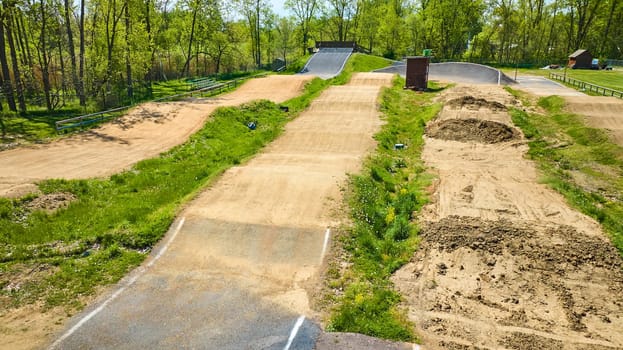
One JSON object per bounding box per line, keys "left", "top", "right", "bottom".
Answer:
{"left": 549, "top": 73, "right": 623, "bottom": 99}
{"left": 56, "top": 73, "right": 267, "bottom": 132}
{"left": 606, "top": 59, "right": 623, "bottom": 67}
{"left": 188, "top": 78, "right": 219, "bottom": 90}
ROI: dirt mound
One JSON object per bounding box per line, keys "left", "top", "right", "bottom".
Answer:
{"left": 426, "top": 118, "right": 520, "bottom": 144}
{"left": 393, "top": 216, "right": 623, "bottom": 349}
{"left": 421, "top": 216, "right": 623, "bottom": 272}
{"left": 25, "top": 192, "right": 77, "bottom": 213}
{"left": 446, "top": 96, "right": 507, "bottom": 111}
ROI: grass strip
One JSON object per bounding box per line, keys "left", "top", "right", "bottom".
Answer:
{"left": 510, "top": 94, "right": 623, "bottom": 256}
{"left": 326, "top": 77, "right": 443, "bottom": 341}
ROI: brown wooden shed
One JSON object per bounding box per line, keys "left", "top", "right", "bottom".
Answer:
{"left": 405, "top": 56, "right": 430, "bottom": 91}
{"left": 568, "top": 49, "right": 592, "bottom": 69}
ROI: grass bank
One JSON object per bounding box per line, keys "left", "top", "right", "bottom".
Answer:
{"left": 325, "top": 77, "right": 443, "bottom": 341}
{"left": 510, "top": 94, "right": 623, "bottom": 256}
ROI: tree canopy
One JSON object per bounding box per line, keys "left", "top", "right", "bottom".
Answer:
{"left": 0, "top": 0, "right": 621, "bottom": 113}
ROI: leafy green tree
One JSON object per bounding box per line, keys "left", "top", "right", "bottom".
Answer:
{"left": 285, "top": 0, "right": 318, "bottom": 54}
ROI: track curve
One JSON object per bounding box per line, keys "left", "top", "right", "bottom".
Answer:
{"left": 0, "top": 75, "right": 312, "bottom": 197}
{"left": 375, "top": 61, "right": 516, "bottom": 85}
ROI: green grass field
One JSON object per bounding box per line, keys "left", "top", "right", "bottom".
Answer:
{"left": 503, "top": 67, "right": 623, "bottom": 92}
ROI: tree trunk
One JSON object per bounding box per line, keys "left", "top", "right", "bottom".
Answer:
{"left": 39, "top": 0, "right": 52, "bottom": 111}
{"left": 17, "top": 12, "right": 34, "bottom": 70}
{"left": 125, "top": 0, "right": 133, "bottom": 99}
{"left": 0, "top": 71, "right": 4, "bottom": 111}
{"left": 183, "top": 1, "right": 198, "bottom": 77}
{"left": 601, "top": 0, "right": 619, "bottom": 55}
{"left": 145, "top": 0, "right": 155, "bottom": 82}
{"left": 78, "top": 0, "right": 86, "bottom": 105}
{"left": 4, "top": 4, "right": 26, "bottom": 112}
{"left": 0, "top": 6, "right": 17, "bottom": 112}
{"left": 255, "top": 1, "right": 261, "bottom": 67}
{"left": 12, "top": 12, "right": 26, "bottom": 66}
{"left": 58, "top": 36, "right": 67, "bottom": 99}
{"left": 64, "top": 0, "right": 82, "bottom": 104}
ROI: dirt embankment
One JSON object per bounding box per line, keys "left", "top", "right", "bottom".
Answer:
{"left": 393, "top": 86, "right": 623, "bottom": 350}
{"left": 564, "top": 95, "right": 623, "bottom": 146}
{"left": 0, "top": 75, "right": 312, "bottom": 198}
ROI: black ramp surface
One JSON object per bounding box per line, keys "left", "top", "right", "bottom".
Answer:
{"left": 300, "top": 48, "right": 352, "bottom": 79}
{"left": 50, "top": 220, "right": 323, "bottom": 350}
{"left": 375, "top": 61, "right": 516, "bottom": 85}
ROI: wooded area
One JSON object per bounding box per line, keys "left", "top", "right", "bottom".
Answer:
{"left": 0, "top": 0, "right": 621, "bottom": 113}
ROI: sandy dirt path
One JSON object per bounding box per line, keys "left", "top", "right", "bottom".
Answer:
{"left": 0, "top": 75, "right": 311, "bottom": 197}
{"left": 392, "top": 85, "right": 623, "bottom": 350}
{"left": 46, "top": 73, "right": 393, "bottom": 349}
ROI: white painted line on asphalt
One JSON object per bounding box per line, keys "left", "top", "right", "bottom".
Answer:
{"left": 283, "top": 315, "right": 305, "bottom": 350}
{"left": 337, "top": 52, "right": 353, "bottom": 77}
{"left": 319, "top": 228, "right": 331, "bottom": 264}
{"left": 48, "top": 217, "right": 186, "bottom": 349}
{"left": 413, "top": 344, "right": 421, "bottom": 350}
{"left": 147, "top": 217, "right": 185, "bottom": 267}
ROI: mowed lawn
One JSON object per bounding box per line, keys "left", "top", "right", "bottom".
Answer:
{"left": 503, "top": 67, "right": 623, "bottom": 92}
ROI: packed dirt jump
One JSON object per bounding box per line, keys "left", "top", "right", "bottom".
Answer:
{"left": 392, "top": 84, "right": 623, "bottom": 349}
{"left": 563, "top": 95, "right": 623, "bottom": 146}
{"left": 0, "top": 75, "right": 311, "bottom": 198}
{"left": 514, "top": 75, "right": 623, "bottom": 147}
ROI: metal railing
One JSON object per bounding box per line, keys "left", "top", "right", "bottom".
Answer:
{"left": 55, "top": 73, "right": 267, "bottom": 132}
{"left": 549, "top": 73, "right": 623, "bottom": 99}
{"left": 606, "top": 59, "right": 623, "bottom": 67}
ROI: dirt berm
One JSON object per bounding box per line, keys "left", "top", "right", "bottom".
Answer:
{"left": 564, "top": 95, "right": 623, "bottom": 147}
{"left": 393, "top": 85, "right": 623, "bottom": 350}
{"left": 0, "top": 75, "right": 312, "bottom": 198}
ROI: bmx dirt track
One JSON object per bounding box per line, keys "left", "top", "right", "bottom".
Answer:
{"left": 0, "top": 75, "right": 311, "bottom": 198}
{"left": 40, "top": 73, "right": 394, "bottom": 349}
{"left": 392, "top": 85, "right": 623, "bottom": 349}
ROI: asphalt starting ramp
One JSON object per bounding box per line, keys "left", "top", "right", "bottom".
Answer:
{"left": 299, "top": 48, "right": 353, "bottom": 79}
{"left": 375, "top": 61, "right": 516, "bottom": 85}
